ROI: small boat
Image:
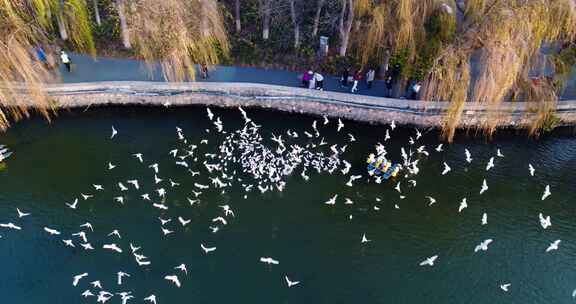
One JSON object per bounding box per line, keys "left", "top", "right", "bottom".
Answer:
{"left": 367, "top": 156, "right": 400, "bottom": 179}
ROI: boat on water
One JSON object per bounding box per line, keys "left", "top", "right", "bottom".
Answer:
{"left": 366, "top": 154, "right": 401, "bottom": 179}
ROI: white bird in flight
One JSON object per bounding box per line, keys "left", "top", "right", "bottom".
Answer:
{"left": 117, "top": 272, "right": 130, "bottom": 285}
{"left": 93, "top": 184, "right": 104, "bottom": 191}
{"left": 480, "top": 179, "right": 488, "bottom": 195}
{"left": 528, "top": 164, "right": 535, "bottom": 176}
{"left": 133, "top": 153, "right": 143, "bottom": 163}
{"left": 175, "top": 263, "right": 188, "bottom": 275}
{"left": 441, "top": 162, "right": 451, "bottom": 175}
{"left": 486, "top": 157, "right": 495, "bottom": 171}
{"left": 419, "top": 255, "right": 438, "bottom": 266}
{"left": 44, "top": 227, "right": 61, "bottom": 235}
{"left": 458, "top": 198, "right": 468, "bottom": 213}
{"left": 164, "top": 275, "right": 181, "bottom": 288}
{"left": 285, "top": 276, "right": 300, "bottom": 287}
{"left": 66, "top": 198, "right": 79, "bottom": 209}
{"left": 539, "top": 213, "right": 552, "bottom": 229}
{"left": 426, "top": 196, "right": 437, "bottom": 206}
{"left": 16, "top": 208, "right": 30, "bottom": 218}
{"left": 482, "top": 213, "right": 487, "bottom": 225}
{"left": 144, "top": 295, "right": 157, "bottom": 304}
{"left": 103, "top": 243, "right": 122, "bottom": 253}
{"left": 541, "top": 185, "right": 551, "bottom": 201}
{"left": 108, "top": 162, "right": 116, "bottom": 170}
{"left": 474, "top": 239, "right": 493, "bottom": 253}
{"left": 260, "top": 257, "right": 280, "bottom": 265}
{"left": 108, "top": 230, "right": 121, "bottom": 239}
{"left": 72, "top": 273, "right": 89, "bottom": 287}
{"left": 500, "top": 283, "right": 511, "bottom": 292}
{"left": 178, "top": 217, "right": 191, "bottom": 226}
{"left": 361, "top": 233, "right": 371, "bottom": 243}
{"left": 325, "top": 194, "right": 338, "bottom": 205}
{"left": 465, "top": 149, "right": 472, "bottom": 163}
{"left": 435, "top": 144, "right": 443, "bottom": 152}
{"left": 337, "top": 119, "right": 344, "bottom": 132}
{"left": 496, "top": 149, "right": 504, "bottom": 158}
{"left": 201, "top": 243, "right": 216, "bottom": 254}
{"left": 546, "top": 240, "right": 561, "bottom": 253}
{"left": 110, "top": 126, "right": 117, "bottom": 139}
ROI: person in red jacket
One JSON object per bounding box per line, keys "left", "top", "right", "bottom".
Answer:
{"left": 351, "top": 69, "right": 363, "bottom": 93}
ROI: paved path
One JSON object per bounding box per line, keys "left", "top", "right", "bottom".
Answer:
{"left": 60, "top": 54, "right": 393, "bottom": 99}
{"left": 59, "top": 54, "right": 576, "bottom": 100}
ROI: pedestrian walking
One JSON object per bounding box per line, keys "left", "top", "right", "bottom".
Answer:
{"left": 60, "top": 50, "right": 71, "bottom": 72}
{"left": 385, "top": 76, "right": 393, "bottom": 97}
{"left": 302, "top": 70, "right": 312, "bottom": 88}
{"left": 341, "top": 68, "right": 350, "bottom": 87}
{"left": 308, "top": 71, "right": 316, "bottom": 89}
{"left": 201, "top": 64, "right": 209, "bottom": 79}
{"left": 314, "top": 72, "right": 324, "bottom": 90}
{"left": 366, "top": 68, "right": 375, "bottom": 89}
{"left": 411, "top": 82, "right": 421, "bottom": 99}
{"left": 351, "top": 69, "right": 362, "bottom": 93}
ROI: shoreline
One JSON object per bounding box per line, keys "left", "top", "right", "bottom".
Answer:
{"left": 27, "top": 81, "right": 576, "bottom": 129}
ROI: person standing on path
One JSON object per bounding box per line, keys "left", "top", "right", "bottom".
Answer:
{"left": 308, "top": 71, "right": 316, "bottom": 89}
{"left": 201, "top": 64, "right": 209, "bottom": 79}
{"left": 302, "top": 70, "right": 311, "bottom": 88}
{"left": 341, "top": 68, "right": 350, "bottom": 87}
{"left": 60, "top": 51, "right": 71, "bottom": 72}
{"left": 351, "top": 69, "right": 362, "bottom": 93}
{"left": 366, "top": 68, "right": 375, "bottom": 89}
{"left": 314, "top": 72, "right": 324, "bottom": 91}
{"left": 385, "top": 75, "right": 393, "bottom": 97}
{"left": 411, "top": 82, "right": 421, "bottom": 99}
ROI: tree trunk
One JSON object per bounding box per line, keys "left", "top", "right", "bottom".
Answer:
{"left": 116, "top": 0, "right": 132, "bottom": 49}
{"left": 312, "top": 0, "right": 325, "bottom": 37}
{"left": 289, "top": 0, "right": 300, "bottom": 49}
{"left": 338, "top": 0, "right": 354, "bottom": 56}
{"left": 57, "top": 0, "right": 68, "bottom": 41}
{"left": 235, "top": 0, "right": 241, "bottom": 33}
{"left": 93, "top": 0, "right": 101, "bottom": 26}
{"left": 261, "top": 0, "right": 271, "bottom": 40}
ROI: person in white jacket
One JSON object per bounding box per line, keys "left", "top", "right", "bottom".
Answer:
{"left": 60, "top": 51, "right": 71, "bottom": 72}
{"left": 314, "top": 72, "right": 324, "bottom": 90}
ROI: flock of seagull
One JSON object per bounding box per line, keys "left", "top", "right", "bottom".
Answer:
{"left": 0, "top": 105, "right": 566, "bottom": 302}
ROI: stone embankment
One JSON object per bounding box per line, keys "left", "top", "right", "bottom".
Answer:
{"left": 37, "top": 81, "right": 576, "bottom": 128}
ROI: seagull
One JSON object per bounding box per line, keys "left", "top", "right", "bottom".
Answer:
{"left": 161, "top": 227, "right": 173, "bottom": 235}
{"left": 116, "top": 182, "right": 128, "bottom": 192}
{"left": 63, "top": 239, "right": 75, "bottom": 247}
{"left": 127, "top": 180, "right": 140, "bottom": 190}
{"left": 219, "top": 205, "right": 235, "bottom": 217}
{"left": 130, "top": 243, "right": 140, "bottom": 253}
{"left": 285, "top": 276, "right": 300, "bottom": 287}
{"left": 141, "top": 193, "right": 151, "bottom": 201}
{"left": 80, "top": 243, "right": 94, "bottom": 250}
{"left": 108, "top": 230, "right": 121, "bottom": 239}
{"left": 108, "top": 162, "right": 116, "bottom": 170}
{"left": 201, "top": 243, "right": 216, "bottom": 254}
{"left": 474, "top": 239, "right": 493, "bottom": 253}
{"left": 175, "top": 264, "right": 188, "bottom": 275}
{"left": 361, "top": 233, "right": 371, "bottom": 243}
{"left": 178, "top": 217, "right": 191, "bottom": 226}
{"left": 481, "top": 213, "right": 487, "bottom": 225}
{"left": 149, "top": 163, "right": 159, "bottom": 174}
{"left": 133, "top": 153, "right": 143, "bottom": 163}
{"left": 486, "top": 157, "right": 495, "bottom": 171}
{"left": 480, "top": 179, "right": 488, "bottom": 194}
{"left": 496, "top": 149, "right": 504, "bottom": 158}
{"left": 0, "top": 222, "right": 21, "bottom": 230}
{"left": 152, "top": 203, "right": 168, "bottom": 210}
{"left": 419, "top": 255, "right": 438, "bottom": 266}
{"left": 541, "top": 185, "right": 551, "bottom": 201}
{"left": 93, "top": 184, "right": 104, "bottom": 191}
{"left": 103, "top": 243, "right": 122, "bottom": 253}
{"left": 164, "top": 275, "right": 181, "bottom": 287}
{"left": 80, "top": 222, "right": 94, "bottom": 232}
{"left": 325, "top": 194, "right": 338, "bottom": 205}
{"left": 90, "top": 280, "right": 103, "bottom": 289}
{"left": 425, "top": 196, "right": 437, "bottom": 206}
{"left": 44, "top": 227, "right": 61, "bottom": 235}
{"left": 394, "top": 182, "right": 401, "bottom": 193}
{"left": 528, "top": 164, "right": 535, "bottom": 176}
{"left": 435, "top": 144, "right": 443, "bottom": 152}
{"left": 260, "top": 257, "right": 280, "bottom": 265}
{"left": 348, "top": 133, "right": 356, "bottom": 142}
{"left": 539, "top": 213, "right": 551, "bottom": 229}
{"left": 212, "top": 217, "right": 227, "bottom": 225}
{"left": 323, "top": 115, "right": 329, "bottom": 125}
{"left": 16, "top": 208, "right": 30, "bottom": 218}
{"left": 207, "top": 108, "right": 214, "bottom": 120}
{"left": 80, "top": 193, "right": 93, "bottom": 200}
{"left": 111, "top": 126, "right": 117, "bottom": 139}
{"left": 158, "top": 217, "right": 172, "bottom": 225}
{"left": 72, "top": 273, "right": 89, "bottom": 286}
{"left": 441, "top": 162, "right": 451, "bottom": 175}
{"left": 66, "top": 198, "right": 79, "bottom": 209}
{"left": 390, "top": 120, "right": 396, "bottom": 130}
{"left": 144, "top": 295, "right": 157, "bottom": 304}
{"left": 81, "top": 290, "right": 94, "bottom": 297}
{"left": 546, "top": 240, "right": 561, "bottom": 252}
{"left": 465, "top": 149, "right": 472, "bottom": 163}
{"left": 500, "top": 283, "right": 511, "bottom": 292}
{"left": 344, "top": 198, "right": 354, "bottom": 205}
{"left": 458, "top": 198, "right": 468, "bottom": 213}
{"left": 117, "top": 272, "right": 130, "bottom": 285}
{"left": 337, "top": 119, "right": 344, "bottom": 132}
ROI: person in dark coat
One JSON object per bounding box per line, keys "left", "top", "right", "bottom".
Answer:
{"left": 341, "top": 68, "right": 350, "bottom": 87}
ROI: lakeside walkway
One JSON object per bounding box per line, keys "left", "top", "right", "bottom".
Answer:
{"left": 61, "top": 54, "right": 576, "bottom": 100}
